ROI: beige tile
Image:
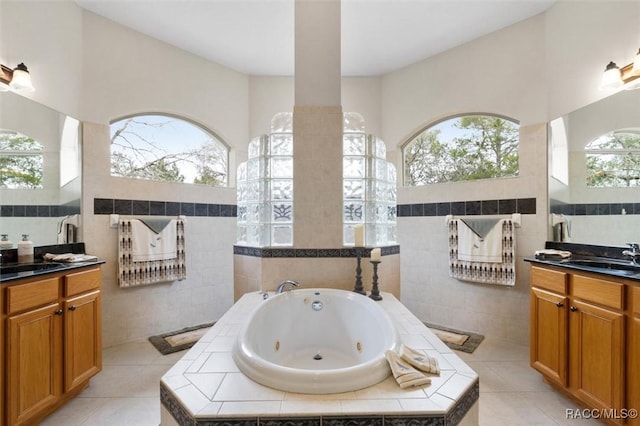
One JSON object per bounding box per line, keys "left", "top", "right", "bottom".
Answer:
{"left": 78, "top": 397, "right": 160, "bottom": 426}
{"left": 218, "top": 401, "right": 280, "bottom": 416}
{"left": 38, "top": 323, "right": 592, "bottom": 425}
{"left": 184, "top": 373, "right": 225, "bottom": 399}
{"left": 280, "top": 399, "right": 342, "bottom": 416}
{"left": 81, "top": 364, "right": 168, "bottom": 398}
{"left": 339, "top": 398, "right": 402, "bottom": 414}
{"left": 213, "top": 373, "right": 285, "bottom": 401}
{"left": 200, "top": 351, "right": 240, "bottom": 373}
{"left": 40, "top": 397, "right": 108, "bottom": 425}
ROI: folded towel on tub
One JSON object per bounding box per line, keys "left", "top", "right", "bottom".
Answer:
{"left": 385, "top": 351, "right": 431, "bottom": 389}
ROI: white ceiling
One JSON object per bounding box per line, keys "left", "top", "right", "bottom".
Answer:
{"left": 75, "top": 0, "right": 556, "bottom": 77}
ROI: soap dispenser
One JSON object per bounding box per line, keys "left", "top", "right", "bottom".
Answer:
{"left": 0, "top": 234, "right": 13, "bottom": 249}
{"left": 18, "top": 234, "right": 34, "bottom": 263}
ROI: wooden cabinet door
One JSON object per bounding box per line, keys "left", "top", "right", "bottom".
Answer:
{"left": 530, "top": 287, "right": 568, "bottom": 386}
{"left": 64, "top": 290, "right": 102, "bottom": 393}
{"left": 7, "top": 303, "right": 62, "bottom": 426}
{"left": 629, "top": 289, "right": 640, "bottom": 426}
{"left": 569, "top": 299, "right": 624, "bottom": 412}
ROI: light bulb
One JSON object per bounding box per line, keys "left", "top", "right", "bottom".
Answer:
{"left": 599, "top": 61, "right": 623, "bottom": 90}
{"left": 9, "top": 63, "right": 34, "bottom": 92}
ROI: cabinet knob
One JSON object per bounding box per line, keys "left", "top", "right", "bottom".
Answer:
{"left": 68, "top": 305, "right": 77, "bottom": 311}
{"left": 54, "top": 309, "right": 63, "bottom": 316}
{"left": 570, "top": 306, "right": 578, "bottom": 312}
{"left": 556, "top": 302, "right": 564, "bottom": 308}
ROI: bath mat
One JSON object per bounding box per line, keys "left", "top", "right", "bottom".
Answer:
{"left": 425, "top": 323, "right": 484, "bottom": 353}
{"left": 149, "top": 322, "right": 214, "bottom": 355}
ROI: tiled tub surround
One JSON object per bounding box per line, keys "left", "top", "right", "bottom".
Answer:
{"left": 160, "top": 291, "right": 479, "bottom": 426}
{"left": 233, "top": 248, "right": 401, "bottom": 300}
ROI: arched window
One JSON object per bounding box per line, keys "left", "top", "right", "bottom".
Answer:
{"left": 402, "top": 114, "right": 519, "bottom": 186}
{"left": 0, "top": 129, "right": 44, "bottom": 189}
{"left": 110, "top": 114, "right": 229, "bottom": 186}
{"left": 585, "top": 128, "right": 640, "bottom": 187}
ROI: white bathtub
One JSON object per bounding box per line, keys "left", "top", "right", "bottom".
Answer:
{"left": 232, "top": 288, "right": 401, "bottom": 394}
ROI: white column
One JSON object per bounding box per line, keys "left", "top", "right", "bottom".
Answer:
{"left": 294, "top": 0, "right": 341, "bottom": 106}
{"left": 293, "top": 0, "right": 343, "bottom": 248}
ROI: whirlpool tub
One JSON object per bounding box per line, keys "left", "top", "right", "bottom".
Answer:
{"left": 232, "top": 288, "right": 401, "bottom": 394}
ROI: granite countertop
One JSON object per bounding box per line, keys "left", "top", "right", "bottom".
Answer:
{"left": 0, "top": 259, "right": 105, "bottom": 283}
{"left": 526, "top": 241, "right": 640, "bottom": 282}
{"left": 526, "top": 256, "right": 640, "bottom": 281}
{"left": 0, "top": 242, "right": 104, "bottom": 283}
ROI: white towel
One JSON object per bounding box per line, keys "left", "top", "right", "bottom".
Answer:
{"left": 551, "top": 213, "right": 572, "bottom": 242}
{"left": 130, "top": 219, "right": 177, "bottom": 262}
{"left": 457, "top": 219, "right": 504, "bottom": 263}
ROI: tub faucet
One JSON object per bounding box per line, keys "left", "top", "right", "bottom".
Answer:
{"left": 623, "top": 243, "right": 640, "bottom": 264}
{"left": 276, "top": 280, "right": 299, "bottom": 294}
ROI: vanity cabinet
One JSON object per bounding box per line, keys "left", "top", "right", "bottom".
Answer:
{"left": 530, "top": 266, "right": 628, "bottom": 423}
{"left": 530, "top": 267, "right": 568, "bottom": 387}
{"left": 2, "top": 266, "right": 102, "bottom": 426}
{"left": 630, "top": 286, "right": 640, "bottom": 426}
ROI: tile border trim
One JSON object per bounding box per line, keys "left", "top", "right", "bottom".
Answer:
{"left": 160, "top": 378, "right": 479, "bottom": 426}
{"left": 233, "top": 245, "right": 400, "bottom": 258}
{"left": 0, "top": 202, "right": 80, "bottom": 218}
{"left": 93, "top": 197, "right": 237, "bottom": 217}
{"left": 550, "top": 199, "right": 640, "bottom": 216}
{"left": 397, "top": 197, "right": 536, "bottom": 217}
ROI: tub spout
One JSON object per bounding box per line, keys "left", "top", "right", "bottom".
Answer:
{"left": 276, "top": 280, "right": 299, "bottom": 294}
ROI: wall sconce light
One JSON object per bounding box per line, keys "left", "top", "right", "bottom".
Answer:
{"left": 0, "top": 62, "right": 35, "bottom": 93}
{"left": 599, "top": 48, "right": 640, "bottom": 91}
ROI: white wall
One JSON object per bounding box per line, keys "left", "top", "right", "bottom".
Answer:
{"left": 78, "top": 11, "right": 248, "bottom": 345}
{"left": 0, "top": 0, "right": 83, "bottom": 118}
{"left": 248, "top": 76, "right": 381, "bottom": 139}
{"left": 545, "top": 1, "right": 640, "bottom": 120}
{"left": 3, "top": 2, "right": 248, "bottom": 346}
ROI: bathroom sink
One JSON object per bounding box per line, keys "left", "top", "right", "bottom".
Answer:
{"left": 560, "top": 258, "right": 640, "bottom": 273}
{"left": 0, "top": 262, "right": 65, "bottom": 275}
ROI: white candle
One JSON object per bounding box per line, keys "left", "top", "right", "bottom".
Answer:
{"left": 370, "top": 247, "right": 381, "bottom": 262}
{"left": 354, "top": 224, "right": 364, "bottom": 247}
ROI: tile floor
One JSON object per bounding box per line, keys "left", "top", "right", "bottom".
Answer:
{"left": 42, "top": 337, "right": 600, "bottom": 426}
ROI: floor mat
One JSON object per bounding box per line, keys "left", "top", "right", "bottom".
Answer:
{"left": 425, "top": 322, "right": 484, "bottom": 353}
{"left": 148, "top": 322, "right": 214, "bottom": 355}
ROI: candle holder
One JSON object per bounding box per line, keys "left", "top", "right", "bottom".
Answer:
{"left": 369, "top": 260, "right": 382, "bottom": 301}
{"left": 353, "top": 247, "right": 366, "bottom": 295}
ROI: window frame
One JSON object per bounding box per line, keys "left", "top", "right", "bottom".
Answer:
{"left": 401, "top": 112, "right": 520, "bottom": 187}
{"left": 0, "top": 129, "right": 45, "bottom": 189}
{"left": 109, "top": 112, "right": 230, "bottom": 187}
{"left": 584, "top": 128, "right": 640, "bottom": 188}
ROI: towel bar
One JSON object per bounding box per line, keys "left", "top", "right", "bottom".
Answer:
{"left": 445, "top": 213, "right": 521, "bottom": 227}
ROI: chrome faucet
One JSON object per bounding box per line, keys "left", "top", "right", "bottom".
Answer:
{"left": 622, "top": 243, "right": 640, "bottom": 264}
{"left": 276, "top": 279, "right": 299, "bottom": 294}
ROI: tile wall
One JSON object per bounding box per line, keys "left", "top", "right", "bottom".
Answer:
{"left": 92, "top": 197, "right": 236, "bottom": 347}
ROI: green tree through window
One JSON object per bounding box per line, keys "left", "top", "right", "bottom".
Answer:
{"left": 0, "top": 130, "right": 43, "bottom": 189}
{"left": 110, "top": 114, "right": 228, "bottom": 186}
{"left": 586, "top": 129, "right": 640, "bottom": 187}
{"left": 403, "top": 114, "right": 519, "bottom": 186}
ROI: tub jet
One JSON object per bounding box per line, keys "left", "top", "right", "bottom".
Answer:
{"left": 313, "top": 353, "right": 323, "bottom": 360}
